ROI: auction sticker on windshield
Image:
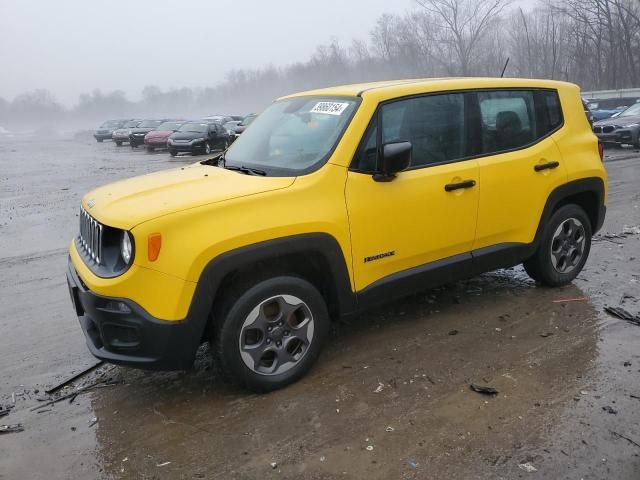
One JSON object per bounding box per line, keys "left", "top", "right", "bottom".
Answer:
{"left": 310, "top": 102, "right": 350, "bottom": 116}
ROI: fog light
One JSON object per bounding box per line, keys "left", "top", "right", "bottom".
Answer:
{"left": 101, "top": 300, "right": 132, "bottom": 314}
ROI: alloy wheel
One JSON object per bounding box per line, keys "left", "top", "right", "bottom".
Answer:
{"left": 238, "top": 295, "right": 314, "bottom": 376}
{"left": 550, "top": 217, "right": 586, "bottom": 274}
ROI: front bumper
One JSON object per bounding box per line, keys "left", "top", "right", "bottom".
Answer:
{"left": 67, "top": 260, "right": 202, "bottom": 370}
{"left": 594, "top": 129, "right": 638, "bottom": 145}
{"left": 129, "top": 134, "right": 147, "bottom": 146}
{"left": 94, "top": 132, "right": 113, "bottom": 140}
{"left": 168, "top": 142, "right": 204, "bottom": 152}
{"left": 145, "top": 138, "right": 169, "bottom": 147}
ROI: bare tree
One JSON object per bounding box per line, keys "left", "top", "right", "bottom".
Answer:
{"left": 414, "top": 0, "right": 513, "bottom": 75}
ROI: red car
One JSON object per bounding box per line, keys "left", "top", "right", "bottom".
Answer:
{"left": 144, "top": 121, "right": 185, "bottom": 152}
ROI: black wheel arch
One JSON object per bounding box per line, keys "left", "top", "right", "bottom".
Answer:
{"left": 185, "top": 233, "right": 356, "bottom": 348}
{"left": 535, "top": 177, "right": 606, "bottom": 245}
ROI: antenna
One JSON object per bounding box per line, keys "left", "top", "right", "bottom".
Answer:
{"left": 500, "top": 57, "right": 510, "bottom": 78}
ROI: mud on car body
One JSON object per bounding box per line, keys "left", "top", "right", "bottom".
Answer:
{"left": 67, "top": 78, "right": 607, "bottom": 392}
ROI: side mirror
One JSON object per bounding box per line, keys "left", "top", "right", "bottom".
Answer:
{"left": 374, "top": 141, "right": 412, "bottom": 182}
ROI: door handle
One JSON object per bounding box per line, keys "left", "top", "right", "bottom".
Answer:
{"left": 444, "top": 179, "right": 476, "bottom": 192}
{"left": 534, "top": 161, "right": 560, "bottom": 172}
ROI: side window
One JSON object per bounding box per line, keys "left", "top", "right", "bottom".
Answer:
{"left": 382, "top": 93, "right": 466, "bottom": 167}
{"left": 541, "top": 90, "right": 563, "bottom": 133}
{"left": 478, "top": 90, "right": 535, "bottom": 154}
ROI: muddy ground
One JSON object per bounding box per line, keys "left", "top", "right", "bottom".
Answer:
{"left": 0, "top": 135, "right": 639, "bottom": 479}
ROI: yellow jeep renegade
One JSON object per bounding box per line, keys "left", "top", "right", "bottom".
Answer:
{"left": 67, "top": 78, "right": 607, "bottom": 392}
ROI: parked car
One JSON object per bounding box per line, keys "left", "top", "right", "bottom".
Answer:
{"left": 67, "top": 78, "right": 606, "bottom": 393}
{"left": 230, "top": 113, "right": 257, "bottom": 142}
{"left": 202, "top": 115, "right": 233, "bottom": 124}
{"left": 144, "top": 121, "right": 186, "bottom": 152}
{"left": 223, "top": 120, "right": 242, "bottom": 137}
{"left": 129, "top": 120, "right": 172, "bottom": 148}
{"left": 229, "top": 115, "right": 244, "bottom": 121}
{"left": 93, "top": 119, "right": 126, "bottom": 142}
{"left": 112, "top": 120, "right": 142, "bottom": 146}
{"left": 167, "top": 121, "right": 230, "bottom": 156}
{"left": 593, "top": 102, "right": 640, "bottom": 147}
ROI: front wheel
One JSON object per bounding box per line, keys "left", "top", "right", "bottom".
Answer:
{"left": 214, "top": 276, "right": 330, "bottom": 393}
{"left": 96, "top": 138, "right": 103, "bottom": 143}
{"left": 523, "top": 204, "right": 592, "bottom": 287}
{"left": 115, "top": 141, "right": 122, "bottom": 147}
{"left": 169, "top": 149, "right": 177, "bottom": 157}
{"left": 146, "top": 146, "right": 154, "bottom": 152}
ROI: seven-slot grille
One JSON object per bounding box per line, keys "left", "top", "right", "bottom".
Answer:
{"left": 79, "top": 206, "right": 103, "bottom": 264}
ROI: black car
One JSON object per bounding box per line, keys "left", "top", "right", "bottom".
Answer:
{"left": 167, "top": 121, "right": 231, "bottom": 156}
{"left": 592, "top": 102, "right": 640, "bottom": 148}
{"left": 129, "top": 119, "right": 172, "bottom": 148}
{"left": 93, "top": 119, "right": 127, "bottom": 142}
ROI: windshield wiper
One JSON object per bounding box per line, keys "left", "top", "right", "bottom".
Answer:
{"left": 224, "top": 165, "right": 267, "bottom": 176}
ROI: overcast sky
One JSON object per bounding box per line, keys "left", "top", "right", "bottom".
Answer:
{"left": 0, "top": 0, "right": 539, "bottom": 106}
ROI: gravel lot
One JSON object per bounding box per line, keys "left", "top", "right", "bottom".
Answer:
{"left": 0, "top": 136, "right": 639, "bottom": 479}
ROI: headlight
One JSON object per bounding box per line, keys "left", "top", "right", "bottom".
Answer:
{"left": 167, "top": 138, "right": 174, "bottom": 145}
{"left": 192, "top": 137, "right": 205, "bottom": 144}
{"left": 121, "top": 231, "right": 133, "bottom": 264}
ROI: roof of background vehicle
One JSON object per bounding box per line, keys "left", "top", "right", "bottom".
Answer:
{"left": 279, "top": 77, "right": 579, "bottom": 103}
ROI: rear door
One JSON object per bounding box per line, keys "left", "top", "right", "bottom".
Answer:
{"left": 472, "top": 89, "right": 567, "bottom": 251}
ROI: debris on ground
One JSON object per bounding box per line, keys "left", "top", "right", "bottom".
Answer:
{"left": 45, "top": 361, "right": 104, "bottom": 395}
{"left": 270, "top": 462, "right": 278, "bottom": 469}
{"left": 622, "top": 225, "right": 640, "bottom": 235}
{"left": 604, "top": 306, "right": 640, "bottom": 326}
{"left": 470, "top": 384, "right": 498, "bottom": 395}
{"left": 374, "top": 382, "right": 385, "bottom": 393}
{"left": 518, "top": 462, "right": 538, "bottom": 473}
{"left": 385, "top": 426, "right": 395, "bottom": 432}
{"left": 611, "top": 431, "right": 640, "bottom": 449}
{"left": 0, "top": 405, "right": 12, "bottom": 418}
{"left": 156, "top": 461, "right": 172, "bottom": 468}
{"left": 602, "top": 406, "right": 618, "bottom": 415}
{"left": 539, "top": 332, "right": 554, "bottom": 338}
{"left": 0, "top": 424, "right": 24, "bottom": 434}
{"left": 366, "top": 445, "right": 374, "bottom": 451}
{"left": 553, "top": 297, "right": 589, "bottom": 303}
{"left": 448, "top": 329, "right": 459, "bottom": 336}
{"left": 89, "top": 417, "right": 98, "bottom": 427}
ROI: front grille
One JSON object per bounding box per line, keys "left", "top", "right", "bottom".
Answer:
{"left": 603, "top": 126, "right": 615, "bottom": 133}
{"left": 78, "top": 206, "right": 103, "bottom": 264}
{"left": 593, "top": 126, "right": 602, "bottom": 133}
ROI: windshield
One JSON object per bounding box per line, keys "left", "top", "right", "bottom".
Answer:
{"left": 124, "top": 121, "right": 140, "bottom": 128}
{"left": 225, "top": 97, "right": 358, "bottom": 175}
{"left": 138, "top": 120, "right": 163, "bottom": 128}
{"left": 239, "top": 114, "right": 257, "bottom": 126}
{"left": 157, "top": 121, "right": 183, "bottom": 131}
{"left": 178, "top": 122, "right": 208, "bottom": 133}
{"left": 100, "top": 120, "right": 120, "bottom": 128}
{"left": 619, "top": 103, "right": 640, "bottom": 117}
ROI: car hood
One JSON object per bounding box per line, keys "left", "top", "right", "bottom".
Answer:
{"left": 131, "top": 127, "right": 155, "bottom": 134}
{"left": 82, "top": 163, "right": 295, "bottom": 230}
{"left": 594, "top": 115, "right": 640, "bottom": 127}
{"left": 146, "top": 130, "right": 172, "bottom": 139}
{"left": 170, "top": 132, "right": 204, "bottom": 141}
{"left": 113, "top": 129, "right": 129, "bottom": 135}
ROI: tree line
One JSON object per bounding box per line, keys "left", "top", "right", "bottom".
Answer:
{"left": 2, "top": 0, "right": 640, "bottom": 130}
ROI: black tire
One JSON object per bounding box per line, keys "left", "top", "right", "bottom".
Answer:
{"left": 146, "top": 146, "right": 154, "bottom": 152}
{"left": 214, "top": 276, "right": 330, "bottom": 393}
{"left": 523, "top": 204, "right": 592, "bottom": 287}
{"left": 96, "top": 138, "right": 103, "bottom": 143}
{"left": 115, "top": 141, "right": 122, "bottom": 147}
{"left": 169, "top": 149, "right": 177, "bottom": 157}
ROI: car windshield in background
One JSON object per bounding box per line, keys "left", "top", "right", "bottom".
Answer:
{"left": 100, "top": 120, "right": 120, "bottom": 128}
{"left": 124, "top": 121, "right": 140, "bottom": 128}
{"left": 225, "top": 97, "right": 358, "bottom": 174}
{"left": 157, "top": 122, "right": 183, "bottom": 131}
{"left": 138, "top": 120, "right": 163, "bottom": 128}
{"left": 178, "top": 123, "right": 208, "bottom": 133}
{"left": 239, "top": 115, "right": 257, "bottom": 126}
{"left": 618, "top": 103, "right": 640, "bottom": 117}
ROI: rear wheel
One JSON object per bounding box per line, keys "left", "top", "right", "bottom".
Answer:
{"left": 214, "top": 276, "right": 330, "bottom": 393}
{"left": 523, "top": 204, "right": 592, "bottom": 287}
{"left": 96, "top": 138, "right": 103, "bottom": 143}
{"left": 169, "top": 149, "right": 177, "bottom": 157}
{"left": 146, "top": 146, "right": 154, "bottom": 152}
{"left": 115, "top": 141, "right": 122, "bottom": 147}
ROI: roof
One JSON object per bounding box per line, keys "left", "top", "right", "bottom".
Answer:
{"left": 280, "top": 77, "right": 579, "bottom": 102}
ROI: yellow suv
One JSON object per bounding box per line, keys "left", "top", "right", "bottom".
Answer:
{"left": 67, "top": 78, "right": 607, "bottom": 392}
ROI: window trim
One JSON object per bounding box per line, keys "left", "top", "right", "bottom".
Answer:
{"left": 348, "top": 87, "right": 565, "bottom": 174}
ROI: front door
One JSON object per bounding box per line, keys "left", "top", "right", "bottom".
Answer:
{"left": 345, "top": 92, "right": 480, "bottom": 292}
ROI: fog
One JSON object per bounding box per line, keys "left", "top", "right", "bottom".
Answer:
{"left": 1, "top": 0, "right": 634, "bottom": 132}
